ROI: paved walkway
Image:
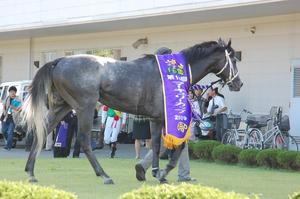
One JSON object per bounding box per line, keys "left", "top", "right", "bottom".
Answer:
{"left": 0, "top": 143, "right": 149, "bottom": 159}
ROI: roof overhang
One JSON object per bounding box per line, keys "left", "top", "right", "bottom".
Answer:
{"left": 0, "top": 0, "right": 299, "bottom": 39}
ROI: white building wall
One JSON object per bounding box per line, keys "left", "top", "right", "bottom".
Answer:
{"left": 0, "top": 0, "right": 271, "bottom": 31}
{"left": 0, "top": 14, "right": 299, "bottom": 115}
{"left": 0, "top": 39, "right": 30, "bottom": 82}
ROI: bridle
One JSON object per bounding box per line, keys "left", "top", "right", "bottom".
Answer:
{"left": 216, "top": 49, "right": 239, "bottom": 85}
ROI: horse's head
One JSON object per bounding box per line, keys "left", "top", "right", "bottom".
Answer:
{"left": 182, "top": 39, "right": 243, "bottom": 92}
{"left": 213, "top": 39, "right": 243, "bottom": 91}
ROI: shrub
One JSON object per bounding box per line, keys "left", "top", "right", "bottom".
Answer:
{"left": 193, "top": 140, "right": 221, "bottom": 161}
{"left": 238, "top": 149, "right": 260, "bottom": 166}
{"left": 119, "top": 183, "right": 259, "bottom": 199}
{"left": 277, "top": 150, "right": 299, "bottom": 170}
{"left": 256, "top": 149, "right": 281, "bottom": 168}
{"left": 187, "top": 141, "right": 198, "bottom": 159}
{"left": 0, "top": 181, "right": 77, "bottom": 199}
{"left": 291, "top": 192, "right": 300, "bottom": 199}
{"left": 296, "top": 154, "right": 300, "bottom": 170}
{"left": 212, "top": 144, "right": 242, "bottom": 164}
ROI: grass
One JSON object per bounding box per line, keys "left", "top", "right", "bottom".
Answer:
{"left": 0, "top": 157, "right": 299, "bottom": 199}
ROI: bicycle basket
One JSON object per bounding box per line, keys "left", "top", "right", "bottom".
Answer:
{"left": 279, "top": 115, "right": 290, "bottom": 132}
{"left": 227, "top": 114, "right": 241, "bottom": 129}
{"left": 246, "top": 114, "right": 270, "bottom": 128}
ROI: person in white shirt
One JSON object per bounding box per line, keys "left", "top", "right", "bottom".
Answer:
{"left": 101, "top": 105, "right": 126, "bottom": 158}
{"left": 206, "top": 87, "right": 227, "bottom": 140}
{"left": 207, "top": 87, "right": 227, "bottom": 116}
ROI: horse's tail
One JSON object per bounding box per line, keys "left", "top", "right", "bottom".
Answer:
{"left": 22, "top": 58, "right": 62, "bottom": 155}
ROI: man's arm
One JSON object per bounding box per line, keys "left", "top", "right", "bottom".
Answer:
{"left": 101, "top": 105, "right": 108, "bottom": 128}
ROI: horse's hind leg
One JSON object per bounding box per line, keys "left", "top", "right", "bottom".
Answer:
{"left": 25, "top": 134, "right": 38, "bottom": 183}
{"left": 25, "top": 103, "right": 71, "bottom": 182}
{"left": 76, "top": 105, "right": 113, "bottom": 184}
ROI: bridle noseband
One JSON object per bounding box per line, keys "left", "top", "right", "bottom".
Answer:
{"left": 216, "top": 49, "right": 239, "bottom": 85}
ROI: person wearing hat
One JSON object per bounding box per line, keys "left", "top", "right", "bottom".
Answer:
{"left": 1, "top": 86, "right": 21, "bottom": 151}
{"left": 135, "top": 47, "right": 196, "bottom": 182}
{"left": 189, "top": 86, "right": 203, "bottom": 139}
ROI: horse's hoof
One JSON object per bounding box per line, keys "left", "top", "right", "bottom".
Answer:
{"left": 28, "top": 177, "right": 38, "bottom": 183}
{"left": 104, "top": 178, "right": 114, "bottom": 185}
{"left": 159, "top": 178, "right": 168, "bottom": 184}
{"left": 152, "top": 169, "right": 159, "bottom": 178}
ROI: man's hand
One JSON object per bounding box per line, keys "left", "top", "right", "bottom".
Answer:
{"left": 101, "top": 124, "right": 105, "bottom": 129}
{"left": 121, "top": 123, "right": 126, "bottom": 129}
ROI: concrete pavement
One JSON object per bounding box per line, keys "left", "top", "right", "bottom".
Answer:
{"left": 0, "top": 142, "right": 149, "bottom": 159}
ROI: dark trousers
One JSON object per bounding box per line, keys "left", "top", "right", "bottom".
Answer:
{"left": 215, "top": 114, "right": 228, "bottom": 141}
{"left": 2, "top": 121, "right": 15, "bottom": 149}
{"left": 72, "top": 134, "right": 81, "bottom": 157}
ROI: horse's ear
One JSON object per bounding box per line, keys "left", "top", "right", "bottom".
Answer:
{"left": 217, "top": 38, "right": 226, "bottom": 47}
{"left": 217, "top": 38, "right": 223, "bottom": 45}
{"left": 227, "top": 39, "right": 232, "bottom": 48}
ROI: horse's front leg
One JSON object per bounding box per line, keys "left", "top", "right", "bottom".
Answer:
{"left": 150, "top": 121, "right": 163, "bottom": 179}
{"left": 77, "top": 106, "right": 114, "bottom": 185}
{"left": 158, "top": 143, "right": 185, "bottom": 183}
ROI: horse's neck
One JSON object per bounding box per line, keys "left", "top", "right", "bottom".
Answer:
{"left": 190, "top": 58, "right": 215, "bottom": 85}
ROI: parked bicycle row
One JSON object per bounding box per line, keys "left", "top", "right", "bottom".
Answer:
{"left": 188, "top": 81, "right": 299, "bottom": 151}
{"left": 221, "top": 106, "right": 298, "bottom": 151}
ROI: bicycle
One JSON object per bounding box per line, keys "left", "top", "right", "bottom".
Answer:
{"left": 222, "top": 109, "right": 263, "bottom": 149}
{"left": 249, "top": 107, "right": 299, "bottom": 151}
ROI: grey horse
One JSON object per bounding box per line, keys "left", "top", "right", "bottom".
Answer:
{"left": 21, "top": 39, "right": 243, "bottom": 184}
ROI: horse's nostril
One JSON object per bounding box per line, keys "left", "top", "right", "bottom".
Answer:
{"left": 240, "top": 82, "right": 243, "bottom": 87}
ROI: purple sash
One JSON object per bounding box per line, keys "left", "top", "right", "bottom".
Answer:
{"left": 54, "top": 123, "right": 69, "bottom": 148}
{"left": 156, "top": 53, "right": 192, "bottom": 149}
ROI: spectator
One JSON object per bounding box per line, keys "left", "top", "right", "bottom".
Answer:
{"left": 207, "top": 87, "right": 227, "bottom": 140}
{"left": 1, "top": 86, "right": 21, "bottom": 151}
{"left": 132, "top": 115, "right": 151, "bottom": 159}
{"left": 101, "top": 105, "right": 126, "bottom": 158}
{"left": 189, "top": 89, "right": 201, "bottom": 140}
{"left": 193, "top": 85, "right": 209, "bottom": 115}
{"left": 53, "top": 110, "right": 77, "bottom": 157}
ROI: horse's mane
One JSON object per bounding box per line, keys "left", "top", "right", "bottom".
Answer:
{"left": 139, "top": 41, "right": 232, "bottom": 64}
{"left": 181, "top": 41, "right": 224, "bottom": 64}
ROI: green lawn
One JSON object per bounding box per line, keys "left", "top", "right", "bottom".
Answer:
{"left": 0, "top": 158, "right": 299, "bottom": 199}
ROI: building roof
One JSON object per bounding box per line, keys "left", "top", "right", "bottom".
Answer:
{"left": 0, "top": 0, "right": 299, "bottom": 39}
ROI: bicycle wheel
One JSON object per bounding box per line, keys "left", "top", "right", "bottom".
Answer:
{"left": 247, "top": 128, "right": 263, "bottom": 150}
{"left": 221, "top": 130, "right": 236, "bottom": 146}
{"left": 275, "top": 133, "right": 299, "bottom": 151}
{"left": 273, "top": 133, "right": 287, "bottom": 150}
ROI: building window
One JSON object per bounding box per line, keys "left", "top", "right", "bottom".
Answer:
{"left": 43, "top": 51, "right": 57, "bottom": 63}
{"left": 64, "top": 51, "right": 74, "bottom": 56}
{"left": 64, "top": 49, "right": 121, "bottom": 59}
